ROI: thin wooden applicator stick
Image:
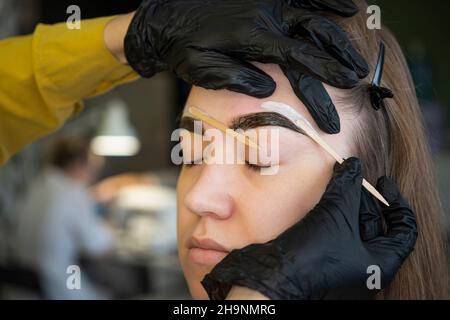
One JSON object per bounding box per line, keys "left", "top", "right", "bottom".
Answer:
{"left": 294, "top": 119, "right": 390, "bottom": 207}
{"left": 188, "top": 106, "right": 260, "bottom": 150}
{"left": 261, "top": 101, "right": 389, "bottom": 207}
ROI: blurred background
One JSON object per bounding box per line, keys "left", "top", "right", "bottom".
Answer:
{"left": 0, "top": 0, "right": 449, "bottom": 299}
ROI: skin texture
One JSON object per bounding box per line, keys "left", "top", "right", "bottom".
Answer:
{"left": 177, "top": 62, "right": 358, "bottom": 299}
{"left": 104, "top": 13, "right": 134, "bottom": 64}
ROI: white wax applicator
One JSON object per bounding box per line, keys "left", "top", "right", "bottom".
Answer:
{"left": 261, "top": 101, "right": 389, "bottom": 207}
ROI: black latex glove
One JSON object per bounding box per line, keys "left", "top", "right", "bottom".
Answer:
{"left": 287, "top": 0, "right": 359, "bottom": 17}
{"left": 201, "top": 158, "right": 418, "bottom": 300}
{"left": 281, "top": 0, "right": 366, "bottom": 133}
{"left": 124, "top": 0, "right": 369, "bottom": 134}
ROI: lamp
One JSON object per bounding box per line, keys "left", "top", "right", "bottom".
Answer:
{"left": 91, "top": 99, "right": 140, "bottom": 156}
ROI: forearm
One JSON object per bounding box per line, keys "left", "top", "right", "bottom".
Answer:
{"left": 104, "top": 12, "right": 134, "bottom": 64}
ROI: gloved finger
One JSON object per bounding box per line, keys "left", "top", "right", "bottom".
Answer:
{"left": 124, "top": 32, "right": 168, "bottom": 78}
{"left": 301, "top": 17, "right": 368, "bottom": 78}
{"left": 176, "top": 48, "right": 276, "bottom": 98}
{"left": 318, "top": 157, "right": 364, "bottom": 222}
{"left": 253, "top": 32, "right": 359, "bottom": 88}
{"left": 287, "top": 0, "right": 359, "bottom": 17}
{"left": 283, "top": 9, "right": 369, "bottom": 78}
{"left": 359, "top": 188, "right": 383, "bottom": 241}
{"left": 281, "top": 67, "right": 340, "bottom": 134}
{"left": 377, "top": 177, "right": 418, "bottom": 253}
{"left": 202, "top": 244, "right": 283, "bottom": 300}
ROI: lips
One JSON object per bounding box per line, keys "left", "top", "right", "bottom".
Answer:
{"left": 187, "top": 237, "right": 230, "bottom": 266}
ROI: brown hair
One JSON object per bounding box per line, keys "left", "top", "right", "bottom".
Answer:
{"left": 327, "top": 0, "right": 448, "bottom": 299}
{"left": 46, "top": 136, "right": 91, "bottom": 170}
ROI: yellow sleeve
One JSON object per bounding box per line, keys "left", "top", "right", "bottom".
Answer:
{"left": 0, "top": 16, "right": 140, "bottom": 165}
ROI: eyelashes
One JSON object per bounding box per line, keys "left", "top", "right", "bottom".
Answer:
{"left": 183, "top": 160, "right": 271, "bottom": 171}
{"left": 181, "top": 151, "right": 272, "bottom": 171}
{"left": 244, "top": 160, "right": 271, "bottom": 172}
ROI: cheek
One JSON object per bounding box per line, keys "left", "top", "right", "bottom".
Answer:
{"left": 282, "top": 153, "right": 335, "bottom": 214}
{"left": 238, "top": 152, "right": 335, "bottom": 243}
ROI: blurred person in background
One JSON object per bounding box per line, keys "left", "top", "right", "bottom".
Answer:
{"left": 12, "top": 136, "right": 114, "bottom": 299}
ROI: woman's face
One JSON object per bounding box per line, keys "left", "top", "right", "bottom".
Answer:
{"left": 176, "top": 63, "right": 356, "bottom": 299}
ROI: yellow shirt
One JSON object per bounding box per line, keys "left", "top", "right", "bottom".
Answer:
{"left": 0, "top": 16, "right": 139, "bottom": 165}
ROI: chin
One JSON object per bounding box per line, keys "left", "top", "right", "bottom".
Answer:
{"left": 189, "top": 282, "right": 209, "bottom": 300}
{"left": 179, "top": 250, "right": 212, "bottom": 300}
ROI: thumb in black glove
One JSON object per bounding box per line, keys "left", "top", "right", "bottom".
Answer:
{"left": 201, "top": 157, "right": 418, "bottom": 300}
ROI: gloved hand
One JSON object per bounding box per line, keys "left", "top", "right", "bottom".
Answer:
{"left": 281, "top": 0, "right": 367, "bottom": 133}
{"left": 287, "top": 0, "right": 359, "bottom": 16}
{"left": 201, "top": 158, "right": 418, "bottom": 300}
{"left": 124, "top": 0, "right": 368, "bottom": 134}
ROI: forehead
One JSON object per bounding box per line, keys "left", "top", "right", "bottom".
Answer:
{"left": 183, "top": 63, "right": 354, "bottom": 153}
{"left": 185, "top": 63, "right": 334, "bottom": 129}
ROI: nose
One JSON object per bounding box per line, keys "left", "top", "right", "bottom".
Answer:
{"left": 183, "top": 164, "right": 235, "bottom": 220}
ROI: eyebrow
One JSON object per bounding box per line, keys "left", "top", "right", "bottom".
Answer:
{"left": 179, "top": 116, "right": 204, "bottom": 134}
{"left": 179, "top": 112, "right": 304, "bottom": 135}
